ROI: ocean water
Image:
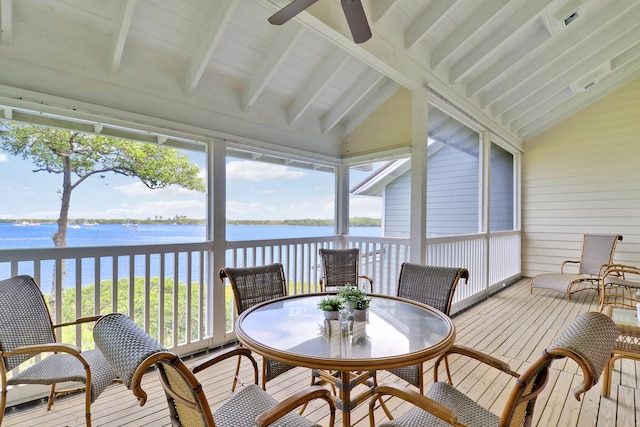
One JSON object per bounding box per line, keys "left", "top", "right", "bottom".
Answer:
{"left": 0, "top": 222, "right": 381, "bottom": 287}
{"left": 0, "top": 222, "right": 381, "bottom": 249}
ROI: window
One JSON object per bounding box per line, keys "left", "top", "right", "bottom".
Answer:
{"left": 426, "top": 104, "right": 480, "bottom": 237}
{"left": 490, "top": 143, "right": 515, "bottom": 231}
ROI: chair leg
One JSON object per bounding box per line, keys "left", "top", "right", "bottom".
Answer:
{"left": 232, "top": 355, "right": 242, "bottom": 392}
{"left": 47, "top": 384, "right": 57, "bottom": 410}
{"left": 299, "top": 371, "right": 319, "bottom": 415}
{"left": 444, "top": 356, "right": 453, "bottom": 385}
{"left": 0, "top": 380, "right": 7, "bottom": 426}
{"left": 371, "top": 371, "right": 393, "bottom": 420}
{"left": 84, "top": 385, "right": 92, "bottom": 427}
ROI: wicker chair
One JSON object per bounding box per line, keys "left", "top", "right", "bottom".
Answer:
{"left": 219, "top": 263, "right": 297, "bottom": 390}
{"left": 530, "top": 234, "right": 622, "bottom": 301}
{"left": 93, "top": 313, "right": 335, "bottom": 427}
{"left": 386, "top": 263, "right": 469, "bottom": 393}
{"left": 0, "top": 275, "right": 116, "bottom": 427}
{"left": 319, "top": 248, "right": 373, "bottom": 292}
{"left": 369, "top": 311, "right": 619, "bottom": 427}
{"left": 599, "top": 263, "right": 640, "bottom": 310}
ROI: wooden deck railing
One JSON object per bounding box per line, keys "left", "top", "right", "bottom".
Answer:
{"left": 0, "top": 230, "right": 520, "bottom": 406}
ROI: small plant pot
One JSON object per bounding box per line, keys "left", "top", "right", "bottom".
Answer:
{"left": 324, "top": 310, "right": 339, "bottom": 320}
{"left": 353, "top": 308, "right": 367, "bottom": 322}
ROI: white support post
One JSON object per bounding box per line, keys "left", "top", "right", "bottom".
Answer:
{"left": 210, "top": 138, "right": 227, "bottom": 343}
{"left": 335, "top": 164, "right": 350, "bottom": 246}
{"left": 410, "top": 88, "right": 429, "bottom": 263}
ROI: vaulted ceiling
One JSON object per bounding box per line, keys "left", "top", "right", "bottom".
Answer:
{"left": 0, "top": 0, "right": 638, "bottom": 162}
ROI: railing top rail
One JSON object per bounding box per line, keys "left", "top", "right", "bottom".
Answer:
{"left": 0, "top": 241, "right": 212, "bottom": 261}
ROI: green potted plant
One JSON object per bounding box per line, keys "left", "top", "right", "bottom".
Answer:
{"left": 317, "top": 295, "right": 344, "bottom": 320}
{"left": 339, "top": 284, "right": 371, "bottom": 321}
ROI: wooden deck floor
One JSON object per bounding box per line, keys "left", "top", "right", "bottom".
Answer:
{"left": 4, "top": 278, "right": 639, "bottom": 426}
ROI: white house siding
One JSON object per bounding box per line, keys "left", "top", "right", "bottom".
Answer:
{"left": 381, "top": 144, "right": 481, "bottom": 238}
{"left": 522, "top": 78, "right": 640, "bottom": 278}
{"left": 490, "top": 143, "right": 515, "bottom": 232}
{"left": 384, "top": 172, "right": 411, "bottom": 237}
{"left": 427, "top": 145, "right": 480, "bottom": 237}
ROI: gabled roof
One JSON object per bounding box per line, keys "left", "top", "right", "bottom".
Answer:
{"left": 0, "top": 0, "right": 638, "bottom": 161}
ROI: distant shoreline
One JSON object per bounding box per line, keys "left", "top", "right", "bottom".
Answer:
{"left": 1, "top": 217, "right": 381, "bottom": 227}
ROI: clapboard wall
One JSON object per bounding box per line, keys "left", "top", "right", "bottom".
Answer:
{"left": 522, "top": 77, "right": 640, "bottom": 278}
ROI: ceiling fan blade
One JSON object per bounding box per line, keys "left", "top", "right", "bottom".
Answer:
{"left": 268, "top": 0, "right": 319, "bottom": 25}
{"left": 341, "top": 0, "right": 372, "bottom": 43}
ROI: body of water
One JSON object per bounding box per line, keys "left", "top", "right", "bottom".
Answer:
{"left": 0, "top": 222, "right": 381, "bottom": 249}
{"left": 0, "top": 222, "right": 382, "bottom": 288}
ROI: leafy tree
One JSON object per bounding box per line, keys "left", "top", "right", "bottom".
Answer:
{"left": 0, "top": 123, "right": 206, "bottom": 248}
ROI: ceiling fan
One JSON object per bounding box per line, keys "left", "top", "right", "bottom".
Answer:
{"left": 268, "top": 0, "right": 372, "bottom": 44}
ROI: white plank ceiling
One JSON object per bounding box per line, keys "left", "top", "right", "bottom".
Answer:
{"left": 0, "top": 0, "right": 638, "bottom": 160}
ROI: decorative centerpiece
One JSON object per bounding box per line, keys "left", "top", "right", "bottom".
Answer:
{"left": 339, "top": 284, "right": 371, "bottom": 322}
{"left": 317, "top": 295, "right": 344, "bottom": 320}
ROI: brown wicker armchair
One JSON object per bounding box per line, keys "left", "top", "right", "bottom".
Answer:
{"left": 369, "top": 311, "right": 619, "bottom": 427}
{"left": 219, "top": 263, "right": 297, "bottom": 390}
{"left": 319, "top": 248, "right": 373, "bottom": 292}
{"left": 93, "top": 313, "right": 335, "bottom": 427}
{"left": 0, "top": 275, "right": 116, "bottom": 427}
{"left": 386, "top": 263, "right": 469, "bottom": 393}
{"left": 530, "top": 234, "right": 623, "bottom": 301}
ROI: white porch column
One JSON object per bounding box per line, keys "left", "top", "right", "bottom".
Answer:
{"left": 335, "top": 164, "right": 349, "bottom": 244}
{"left": 209, "top": 138, "right": 227, "bottom": 343}
{"left": 410, "top": 88, "right": 429, "bottom": 263}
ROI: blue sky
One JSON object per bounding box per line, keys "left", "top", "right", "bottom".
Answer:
{"left": 0, "top": 151, "right": 381, "bottom": 221}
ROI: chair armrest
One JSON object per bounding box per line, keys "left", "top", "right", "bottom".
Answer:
{"left": 54, "top": 314, "right": 103, "bottom": 329}
{"left": 434, "top": 345, "right": 517, "bottom": 384}
{"left": 191, "top": 346, "right": 257, "bottom": 374}
{"left": 369, "top": 383, "right": 468, "bottom": 427}
{"left": 191, "top": 346, "right": 259, "bottom": 387}
{"left": 255, "top": 385, "right": 336, "bottom": 427}
{"left": 560, "top": 260, "right": 579, "bottom": 274}
{"left": 4, "top": 342, "right": 83, "bottom": 358}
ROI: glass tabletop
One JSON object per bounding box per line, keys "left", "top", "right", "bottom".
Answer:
{"left": 236, "top": 293, "right": 455, "bottom": 371}
{"left": 609, "top": 306, "right": 640, "bottom": 327}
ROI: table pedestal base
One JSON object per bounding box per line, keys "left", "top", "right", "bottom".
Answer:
{"left": 312, "top": 369, "right": 376, "bottom": 427}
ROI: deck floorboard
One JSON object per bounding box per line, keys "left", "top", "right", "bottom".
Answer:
{"left": 4, "top": 278, "right": 637, "bottom": 426}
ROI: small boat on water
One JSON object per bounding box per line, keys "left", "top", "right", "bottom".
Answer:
{"left": 13, "top": 220, "right": 40, "bottom": 227}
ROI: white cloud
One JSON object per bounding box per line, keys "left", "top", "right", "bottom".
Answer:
{"left": 350, "top": 196, "right": 382, "bottom": 218}
{"left": 100, "top": 199, "right": 206, "bottom": 219}
{"left": 226, "top": 200, "right": 279, "bottom": 220}
{"left": 227, "top": 160, "right": 306, "bottom": 182}
{"left": 0, "top": 154, "right": 8, "bottom": 163}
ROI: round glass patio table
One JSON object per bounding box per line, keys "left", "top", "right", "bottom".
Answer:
{"left": 236, "top": 293, "right": 455, "bottom": 427}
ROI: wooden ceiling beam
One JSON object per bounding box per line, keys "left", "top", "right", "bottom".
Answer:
{"left": 430, "top": 0, "right": 509, "bottom": 69}
{"left": 241, "top": 24, "right": 303, "bottom": 112}
{"left": 495, "top": 20, "right": 640, "bottom": 120}
{"left": 479, "top": 0, "right": 638, "bottom": 108}
{"left": 449, "top": 0, "right": 552, "bottom": 84}
{"left": 288, "top": 50, "right": 349, "bottom": 125}
{"left": 519, "top": 57, "right": 640, "bottom": 140}
{"left": 183, "top": 0, "right": 240, "bottom": 95}
{"left": 110, "top": 0, "right": 136, "bottom": 75}
{"left": 340, "top": 79, "right": 399, "bottom": 138}
{"left": 405, "top": 0, "right": 456, "bottom": 49}
{"left": 321, "top": 68, "right": 383, "bottom": 134}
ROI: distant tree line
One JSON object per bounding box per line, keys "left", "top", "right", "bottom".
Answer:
{"left": 2, "top": 217, "right": 381, "bottom": 226}
{"left": 226, "top": 217, "right": 381, "bottom": 227}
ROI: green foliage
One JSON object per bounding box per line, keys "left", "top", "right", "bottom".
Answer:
{"left": 55, "top": 277, "right": 206, "bottom": 349}
{"left": 0, "top": 123, "right": 205, "bottom": 248}
{"left": 0, "top": 124, "right": 205, "bottom": 191}
{"left": 317, "top": 295, "right": 344, "bottom": 311}
{"left": 338, "top": 284, "right": 371, "bottom": 310}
